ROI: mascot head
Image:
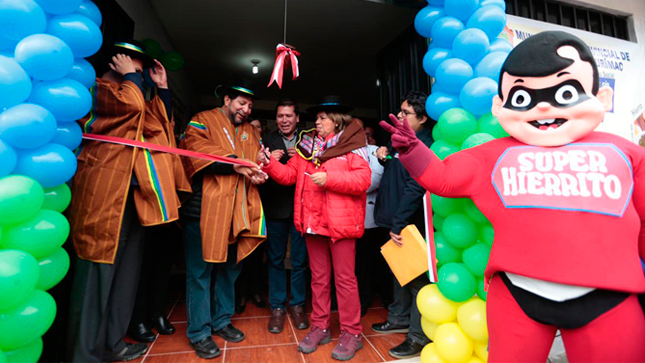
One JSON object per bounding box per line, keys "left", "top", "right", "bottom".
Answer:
{"left": 492, "top": 31, "right": 613, "bottom": 146}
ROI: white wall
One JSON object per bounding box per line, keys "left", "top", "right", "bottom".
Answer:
{"left": 114, "top": 0, "right": 198, "bottom": 111}
{"left": 564, "top": 0, "right": 645, "bottom": 44}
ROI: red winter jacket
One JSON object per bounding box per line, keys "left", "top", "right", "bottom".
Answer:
{"left": 263, "top": 151, "right": 371, "bottom": 241}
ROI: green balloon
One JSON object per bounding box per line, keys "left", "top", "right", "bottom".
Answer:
{"left": 41, "top": 184, "right": 72, "bottom": 213}
{"left": 433, "top": 213, "right": 445, "bottom": 231}
{"left": 477, "top": 113, "right": 509, "bottom": 139}
{"left": 2, "top": 210, "right": 70, "bottom": 259}
{"left": 442, "top": 213, "right": 478, "bottom": 249}
{"left": 0, "top": 347, "right": 5, "bottom": 363}
{"left": 437, "top": 263, "right": 477, "bottom": 302}
{"left": 462, "top": 243, "right": 491, "bottom": 277}
{"left": 142, "top": 38, "right": 163, "bottom": 59}
{"left": 0, "top": 250, "right": 40, "bottom": 311}
{"left": 431, "top": 123, "right": 443, "bottom": 141}
{"left": 431, "top": 194, "right": 466, "bottom": 218}
{"left": 0, "top": 290, "right": 56, "bottom": 351}
{"left": 438, "top": 108, "right": 478, "bottom": 145}
{"left": 464, "top": 199, "right": 488, "bottom": 224}
{"left": 36, "top": 248, "right": 70, "bottom": 291}
{"left": 430, "top": 139, "right": 460, "bottom": 160}
{"left": 159, "top": 51, "right": 185, "bottom": 71}
{"left": 0, "top": 176, "right": 44, "bottom": 226}
{"left": 478, "top": 224, "right": 495, "bottom": 247}
{"left": 461, "top": 132, "right": 495, "bottom": 150}
{"left": 3, "top": 338, "right": 42, "bottom": 363}
{"left": 435, "top": 231, "right": 462, "bottom": 266}
{"left": 477, "top": 278, "right": 487, "bottom": 301}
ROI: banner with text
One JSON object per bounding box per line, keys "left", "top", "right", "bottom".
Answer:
{"left": 503, "top": 15, "right": 645, "bottom": 146}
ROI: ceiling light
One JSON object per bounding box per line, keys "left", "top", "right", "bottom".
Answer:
{"left": 251, "top": 60, "right": 260, "bottom": 74}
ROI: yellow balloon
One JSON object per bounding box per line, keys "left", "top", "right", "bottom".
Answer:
{"left": 474, "top": 341, "right": 488, "bottom": 362}
{"left": 421, "top": 317, "right": 439, "bottom": 340}
{"left": 466, "top": 357, "right": 484, "bottom": 363}
{"left": 457, "top": 299, "right": 488, "bottom": 341}
{"left": 421, "top": 343, "right": 448, "bottom": 363}
{"left": 417, "top": 284, "right": 461, "bottom": 323}
{"left": 434, "top": 323, "right": 474, "bottom": 363}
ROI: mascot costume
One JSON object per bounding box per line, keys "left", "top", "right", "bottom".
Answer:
{"left": 381, "top": 30, "right": 645, "bottom": 362}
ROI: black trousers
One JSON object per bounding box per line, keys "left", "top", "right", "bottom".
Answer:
{"left": 130, "top": 223, "right": 180, "bottom": 326}
{"left": 235, "top": 242, "right": 266, "bottom": 303}
{"left": 356, "top": 227, "right": 392, "bottom": 309}
{"left": 66, "top": 191, "right": 145, "bottom": 362}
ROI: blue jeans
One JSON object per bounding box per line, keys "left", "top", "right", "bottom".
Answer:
{"left": 266, "top": 218, "right": 308, "bottom": 309}
{"left": 183, "top": 218, "right": 242, "bottom": 343}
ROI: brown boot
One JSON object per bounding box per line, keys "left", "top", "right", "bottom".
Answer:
{"left": 268, "top": 308, "right": 286, "bottom": 334}
{"left": 291, "top": 305, "right": 309, "bottom": 330}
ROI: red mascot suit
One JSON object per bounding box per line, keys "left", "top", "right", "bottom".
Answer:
{"left": 382, "top": 30, "right": 645, "bottom": 362}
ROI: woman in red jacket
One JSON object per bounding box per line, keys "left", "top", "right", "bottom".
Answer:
{"left": 259, "top": 100, "right": 371, "bottom": 361}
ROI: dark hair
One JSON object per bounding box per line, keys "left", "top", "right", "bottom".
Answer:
{"left": 276, "top": 98, "right": 300, "bottom": 115}
{"left": 499, "top": 31, "right": 599, "bottom": 98}
{"left": 248, "top": 115, "right": 260, "bottom": 122}
{"left": 402, "top": 91, "right": 430, "bottom": 125}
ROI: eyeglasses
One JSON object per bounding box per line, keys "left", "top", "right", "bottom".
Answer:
{"left": 398, "top": 109, "right": 416, "bottom": 117}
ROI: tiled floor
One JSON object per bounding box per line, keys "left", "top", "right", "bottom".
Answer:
{"left": 126, "top": 293, "right": 408, "bottom": 363}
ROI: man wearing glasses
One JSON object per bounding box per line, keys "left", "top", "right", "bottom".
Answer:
{"left": 372, "top": 91, "right": 435, "bottom": 359}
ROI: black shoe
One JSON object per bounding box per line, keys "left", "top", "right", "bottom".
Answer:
{"left": 251, "top": 294, "right": 267, "bottom": 308}
{"left": 235, "top": 302, "right": 246, "bottom": 314}
{"left": 153, "top": 316, "right": 176, "bottom": 335}
{"left": 113, "top": 343, "right": 148, "bottom": 361}
{"left": 214, "top": 324, "right": 245, "bottom": 343}
{"left": 128, "top": 323, "right": 156, "bottom": 343}
{"left": 388, "top": 338, "right": 425, "bottom": 359}
{"left": 190, "top": 336, "right": 221, "bottom": 359}
{"left": 371, "top": 321, "right": 410, "bottom": 334}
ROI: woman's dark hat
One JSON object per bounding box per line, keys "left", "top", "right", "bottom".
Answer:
{"left": 306, "top": 95, "right": 354, "bottom": 114}
{"left": 111, "top": 40, "right": 155, "bottom": 69}
{"left": 215, "top": 85, "right": 260, "bottom": 100}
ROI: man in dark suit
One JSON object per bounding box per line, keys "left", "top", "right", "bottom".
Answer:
{"left": 262, "top": 99, "right": 309, "bottom": 334}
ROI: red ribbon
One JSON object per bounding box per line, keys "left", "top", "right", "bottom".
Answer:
{"left": 82, "top": 133, "right": 256, "bottom": 168}
{"left": 267, "top": 43, "right": 300, "bottom": 89}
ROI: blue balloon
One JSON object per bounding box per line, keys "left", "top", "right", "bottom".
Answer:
{"left": 74, "top": 0, "right": 102, "bottom": 26}
{"left": 428, "top": 0, "right": 445, "bottom": 5}
{"left": 14, "top": 143, "right": 77, "bottom": 187}
{"left": 426, "top": 92, "right": 461, "bottom": 121}
{"left": 0, "top": 104, "right": 56, "bottom": 149}
{"left": 52, "top": 122, "right": 82, "bottom": 150}
{"left": 431, "top": 17, "right": 465, "bottom": 48}
{"left": 0, "top": 0, "right": 47, "bottom": 51}
{"left": 431, "top": 80, "right": 449, "bottom": 94}
{"left": 14, "top": 34, "right": 74, "bottom": 81}
{"left": 452, "top": 28, "right": 490, "bottom": 65}
{"left": 467, "top": 5, "right": 507, "bottom": 40}
{"left": 67, "top": 58, "right": 96, "bottom": 88}
{"left": 481, "top": 0, "right": 506, "bottom": 10}
{"left": 435, "top": 58, "right": 473, "bottom": 94}
{"left": 459, "top": 77, "right": 498, "bottom": 116}
{"left": 29, "top": 78, "right": 92, "bottom": 122}
{"left": 0, "top": 139, "right": 17, "bottom": 177}
{"left": 35, "top": 0, "right": 82, "bottom": 15}
{"left": 415, "top": 6, "right": 445, "bottom": 38}
{"left": 475, "top": 51, "right": 508, "bottom": 81}
{"left": 46, "top": 14, "right": 102, "bottom": 58}
{"left": 0, "top": 56, "right": 32, "bottom": 109}
{"left": 489, "top": 38, "right": 513, "bottom": 53}
{"left": 423, "top": 47, "right": 452, "bottom": 77}
{"left": 444, "top": 0, "right": 480, "bottom": 22}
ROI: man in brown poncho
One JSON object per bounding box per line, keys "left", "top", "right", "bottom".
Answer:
{"left": 67, "top": 41, "right": 190, "bottom": 362}
{"left": 180, "top": 84, "right": 267, "bottom": 359}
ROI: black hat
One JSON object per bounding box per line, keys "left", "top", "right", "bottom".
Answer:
{"left": 306, "top": 95, "right": 354, "bottom": 114}
{"left": 215, "top": 84, "right": 260, "bottom": 100}
{"left": 111, "top": 40, "right": 155, "bottom": 68}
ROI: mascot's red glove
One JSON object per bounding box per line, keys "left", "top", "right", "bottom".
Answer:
{"left": 380, "top": 114, "right": 433, "bottom": 177}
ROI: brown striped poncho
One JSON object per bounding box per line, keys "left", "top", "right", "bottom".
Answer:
{"left": 181, "top": 108, "right": 266, "bottom": 263}
{"left": 69, "top": 78, "right": 190, "bottom": 264}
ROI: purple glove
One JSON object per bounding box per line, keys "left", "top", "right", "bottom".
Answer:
{"left": 379, "top": 114, "right": 420, "bottom": 154}
{"left": 380, "top": 114, "right": 432, "bottom": 178}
